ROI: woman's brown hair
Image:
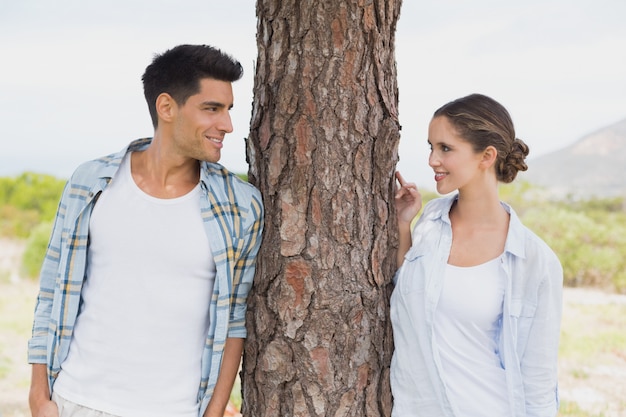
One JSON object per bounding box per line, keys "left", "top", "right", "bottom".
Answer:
{"left": 433, "top": 93, "right": 530, "bottom": 183}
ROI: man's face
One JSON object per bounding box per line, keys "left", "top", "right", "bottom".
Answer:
{"left": 171, "top": 78, "right": 234, "bottom": 163}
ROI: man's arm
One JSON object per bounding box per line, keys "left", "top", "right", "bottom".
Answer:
{"left": 202, "top": 185, "right": 263, "bottom": 416}
{"left": 203, "top": 337, "right": 244, "bottom": 417}
{"left": 29, "top": 364, "right": 58, "bottom": 417}
{"left": 29, "top": 184, "right": 70, "bottom": 417}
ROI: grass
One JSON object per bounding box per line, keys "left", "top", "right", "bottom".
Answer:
{"left": 559, "top": 303, "right": 626, "bottom": 363}
{"left": 560, "top": 400, "right": 608, "bottom": 417}
{"left": 0, "top": 279, "right": 37, "bottom": 416}
{"left": 557, "top": 291, "right": 626, "bottom": 416}
{"left": 231, "top": 373, "right": 243, "bottom": 410}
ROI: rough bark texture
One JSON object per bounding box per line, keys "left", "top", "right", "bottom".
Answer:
{"left": 243, "top": 1, "right": 402, "bottom": 416}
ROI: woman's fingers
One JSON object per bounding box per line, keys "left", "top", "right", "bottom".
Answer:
{"left": 395, "top": 171, "right": 406, "bottom": 187}
{"left": 396, "top": 177, "right": 417, "bottom": 196}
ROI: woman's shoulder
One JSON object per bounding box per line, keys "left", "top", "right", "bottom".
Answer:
{"left": 524, "top": 227, "right": 562, "bottom": 270}
{"left": 507, "top": 211, "right": 563, "bottom": 279}
{"left": 509, "top": 210, "right": 557, "bottom": 256}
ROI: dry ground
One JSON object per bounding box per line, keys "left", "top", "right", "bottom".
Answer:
{"left": 1, "top": 239, "right": 625, "bottom": 416}
{"left": 557, "top": 288, "right": 626, "bottom": 416}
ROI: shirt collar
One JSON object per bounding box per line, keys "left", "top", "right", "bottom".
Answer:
{"left": 502, "top": 202, "right": 526, "bottom": 259}
{"left": 105, "top": 137, "right": 231, "bottom": 188}
{"left": 434, "top": 193, "right": 526, "bottom": 259}
{"left": 96, "top": 137, "right": 153, "bottom": 181}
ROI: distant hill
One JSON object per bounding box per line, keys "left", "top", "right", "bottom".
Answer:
{"left": 520, "top": 117, "right": 626, "bottom": 198}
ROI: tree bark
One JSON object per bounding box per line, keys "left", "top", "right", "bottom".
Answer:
{"left": 244, "top": 1, "right": 402, "bottom": 416}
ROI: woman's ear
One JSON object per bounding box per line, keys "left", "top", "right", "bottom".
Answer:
{"left": 480, "top": 145, "right": 498, "bottom": 169}
{"left": 155, "top": 93, "right": 176, "bottom": 124}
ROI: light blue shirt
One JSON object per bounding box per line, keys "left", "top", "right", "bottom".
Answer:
{"left": 28, "top": 138, "right": 264, "bottom": 416}
{"left": 390, "top": 195, "right": 562, "bottom": 417}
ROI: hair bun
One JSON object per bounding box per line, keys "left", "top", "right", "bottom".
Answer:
{"left": 500, "top": 138, "right": 529, "bottom": 183}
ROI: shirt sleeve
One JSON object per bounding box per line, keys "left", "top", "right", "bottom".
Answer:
{"left": 520, "top": 249, "right": 563, "bottom": 417}
{"left": 227, "top": 190, "right": 264, "bottom": 338}
{"left": 27, "top": 181, "right": 70, "bottom": 363}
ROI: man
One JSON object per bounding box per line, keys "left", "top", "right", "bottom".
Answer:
{"left": 28, "top": 44, "right": 264, "bottom": 417}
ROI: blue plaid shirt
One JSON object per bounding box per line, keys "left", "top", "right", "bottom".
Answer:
{"left": 28, "top": 138, "right": 264, "bottom": 415}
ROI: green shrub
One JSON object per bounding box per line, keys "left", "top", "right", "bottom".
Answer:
{"left": 21, "top": 221, "right": 53, "bottom": 280}
{"left": 522, "top": 204, "right": 626, "bottom": 293}
{"left": 0, "top": 173, "right": 65, "bottom": 238}
{"left": 0, "top": 205, "right": 40, "bottom": 238}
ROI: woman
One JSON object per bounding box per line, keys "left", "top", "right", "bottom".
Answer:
{"left": 391, "top": 94, "right": 563, "bottom": 417}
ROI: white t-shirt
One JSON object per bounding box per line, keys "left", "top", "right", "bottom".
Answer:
{"left": 54, "top": 153, "right": 216, "bottom": 417}
{"left": 434, "top": 256, "right": 511, "bottom": 416}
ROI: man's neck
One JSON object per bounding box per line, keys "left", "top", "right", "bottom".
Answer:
{"left": 129, "top": 136, "right": 200, "bottom": 199}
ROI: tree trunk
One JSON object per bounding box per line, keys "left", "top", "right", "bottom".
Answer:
{"left": 244, "top": 1, "right": 402, "bottom": 416}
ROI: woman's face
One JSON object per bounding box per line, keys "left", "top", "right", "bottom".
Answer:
{"left": 427, "top": 116, "right": 485, "bottom": 195}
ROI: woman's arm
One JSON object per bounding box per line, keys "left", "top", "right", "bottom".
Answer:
{"left": 521, "top": 255, "right": 563, "bottom": 416}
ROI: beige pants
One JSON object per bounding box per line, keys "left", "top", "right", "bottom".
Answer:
{"left": 52, "top": 392, "right": 119, "bottom": 417}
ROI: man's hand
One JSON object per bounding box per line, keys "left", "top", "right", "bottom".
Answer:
{"left": 30, "top": 399, "right": 59, "bottom": 417}
{"left": 29, "top": 364, "right": 58, "bottom": 417}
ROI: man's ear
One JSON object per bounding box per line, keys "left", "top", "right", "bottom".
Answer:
{"left": 480, "top": 145, "right": 498, "bottom": 169}
{"left": 155, "top": 93, "right": 176, "bottom": 124}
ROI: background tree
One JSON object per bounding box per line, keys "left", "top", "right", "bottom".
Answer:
{"left": 243, "top": 1, "right": 403, "bottom": 416}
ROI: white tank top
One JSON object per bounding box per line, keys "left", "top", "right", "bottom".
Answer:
{"left": 434, "top": 256, "right": 511, "bottom": 416}
{"left": 54, "top": 153, "right": 216, "bottom": 417}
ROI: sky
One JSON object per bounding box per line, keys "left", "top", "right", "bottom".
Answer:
{"left": 1, "top": 0, "right": 625, "bottom": 189}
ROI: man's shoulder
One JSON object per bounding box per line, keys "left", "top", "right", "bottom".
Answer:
{"left": 202, "top": 163, "right": 261, "bottom": 201}
{"left": 69, "top": 150, "right": 124, "bottom": 185}
{"left": 68, "top": 139, "right": 148, "bottom": 186}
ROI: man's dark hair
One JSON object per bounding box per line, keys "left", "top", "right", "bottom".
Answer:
{"left": 142, "top": 44, "right": 243, "bottom": 128}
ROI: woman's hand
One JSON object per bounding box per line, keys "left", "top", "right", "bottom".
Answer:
{"left": 394, "top": 171, "right": 422, "bottom": 267}
{"left": 395, "top": 171, "right": 422, "bottom": 225}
